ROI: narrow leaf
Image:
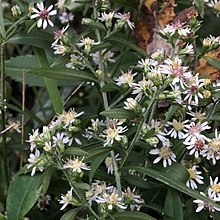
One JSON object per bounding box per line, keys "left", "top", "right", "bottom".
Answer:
{"left": 40, "top": 167, "right": 54, "bottom": 195}
{"left": 28, "top": 67, "right": 99, "bottom": 83}
{"left": 194, "top": 0, "right": 204, "bottom": 17}
{"left": 64, "top": 147, "right": 89, "bottom": 156}
{"left": 85, "top": 147, "right": 112, "bottom": 161}
{"left": 34, "top": 48, "right": 64, "bottom": 114}
{"left": 203, "top": 56, "right": 220, "bottom": 69}
{"left": 113, "top": 211, "right": 156, "bottom": 220}
{"left": 0, "top": 213, "right": 7, "bottom": 220}
{"left": 100, "top": 108, "right": 137, "bottom": 119}
{"left": 126, "top": 166, "right": 220, "bottom": 209}
{"left": 6, "top": 174, "right": 42, "bottom": 220}
{"left": 60, "top": 208, "right": 80, "bottom": 220}
{"left": 106, "top": 36, "right": 148, "bottom": 57}
{"left": 163, "top": 188, "right": 183, "bottom": 220}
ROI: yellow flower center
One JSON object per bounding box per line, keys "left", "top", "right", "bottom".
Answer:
{"left": 188, "top": 168, "right": 196, "bottom": 179}
{"left": 160, "top": 147, "right": 171, "bottom": 158}
{"left": 105, "top": 157, "right": 113, "bottom": 167}
{"left": 109, "top": 192, "right": 119, "bottom": 204}
{"left": 172, "top": 119, "right": 183, "bottom": 131}
{"left": 106, "top": 127, "right": 117, "bottom": 139}
{"left": 203, "top": 90, "right": 211, "bottom": 98}
{"left": 209, "top": 138, "right": 220, "bottom": 152}
{"left": 212, "top": 184, "right": 220, "bottom": 193}
{"left": 214, "top": 2, "right": 220, "bottom": 11}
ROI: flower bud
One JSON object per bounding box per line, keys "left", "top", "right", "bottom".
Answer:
{"left": 11, "top": 5, "right": 21, "bottom": 18}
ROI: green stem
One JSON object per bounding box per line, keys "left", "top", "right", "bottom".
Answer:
{"left": 92, "top": 0, "right": 122, "bottom": 196}
{"left": 0, "top": 40, "right": 9, "bottom": 190}
{"left": 55, "top": 155, "right": 100, "bottom": 219}
{"left": 120, "top": 94, "right": 158, "bottom": 168}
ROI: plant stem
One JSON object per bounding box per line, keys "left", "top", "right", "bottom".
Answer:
{"left": 0, "top": 40, "right": 9, "bottom": 189}
{"left": 55, "top": 155, "right": 100, "bottom": 219}
{"left": 92, "top": 0, "right": 122, "bottom": 196}
{"left": 120, "top": 94, "right": 158, "bottom": 168}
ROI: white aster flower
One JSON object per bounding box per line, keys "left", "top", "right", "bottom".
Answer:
{"left": 52, "top": 24, "right": 70, "bottom": 46}
{"left": 59, "top": 188, "right": 73, "bottom": 210}
{"left": 30, "top": 2, "right": 57, "bottom": 29}
{"left": 52, "top": 132, "right": 72, "bottom": 147}
{"left": 114, "top": 12, "right": 135, "bottom": 30}
{"left": 123, "top": 187, "right": 144, "bottom": 211}
{"left": 208, "top": 177, "right": 220, "bottom": 201}
{"left": 124, "top": 98, "right": 138, "bottom": 111}
{"left": 137, "top": 58, "right": 158, "bottom": 72}
{"left": 27, "top": 149, "right": 44, "bottom": 176}
{"left": 149, "top": 140, "right": 176, "bottom": 167}
{"left": 53, "top": 44, "right": 68, "bottom": 55}
{"left": 105, "top": 154, "right": 121, "bottom": 174}
{"left": 27, "top": 128, "right": 41, "bottom": 151}
{"left": 186, "top": 165, "right": 204, "bottom": 189}
{"left": 167, "top": 119, "right": 188, "bottom": 139}
{"left": 184, "top": 138, "right": 206, "bottom": 158}
{"left": 91, "top": 50, "right": 115, "bottom": 65}
{"left": 193, "top": 192, "right": 220, "bottom": 212}
{"left": 206, "top": 0, "right": 220, "bottom": 17}
{"left": 161, "top": 20, "right": 192, "bottom": 37}
{"left": 115, "top": 69, "right": 136, "bottom": 87}
{"left": 183, "top": 121, "right": 211, "bottom": 143}
{"left": 59, "top": 11, "right": 74, "bottom": 24}
{"left": 95, "top": 190, "right": 127, "bottom": 210}
{"left": 201, "top": 130, "right": 220, "bottom": 164}
{"left": 63, "top": 157, "right": 90, "bottom": 173}
{"left": 103, "top": 119, "right": 127, "bottom": 147}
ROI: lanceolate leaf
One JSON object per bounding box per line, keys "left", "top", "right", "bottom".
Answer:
{"left": 194, "top": 0, "right": 204, "bottom": 18}
{"left": 64, "top": 147, "right": 89, "bottom": 156}
{"left": 60, "top": 208, "right": 80, "bottom": 220}
{"left": 203, "top": 56, "right": 220, "bottom": 69}
{"left": 106, "top": 36, "right": 148, "bottom": 57}
{"left": 0, "top": 0, "right": 5, "bottom": 38}
{"left": 125, "top": 166, "right": 220, "bottom": 209}
{"left": 28, "top": 67, "right": 99, "bottom": 83}
{"left": 34, "top": 48, "right": 64, "bottom": 114}
{"left": 164, "top": 188, "right": 183, "bottom": 220}
{"left": 100, "top": 108, "right": 137, "bottom": 119}
{"left": 113, "top": 211, "right": 156, "bottom": 220}
{"left": 6, "top": 174, "right": 42, "bottom": 220}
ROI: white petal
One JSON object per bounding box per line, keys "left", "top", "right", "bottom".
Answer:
{"left": 37, "top": 18, "right": 43, "bottom": 28}
{"left": 43, "top": 19, "right": 48, "bottom": 29}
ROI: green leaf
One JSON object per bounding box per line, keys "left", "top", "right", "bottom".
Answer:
{"left": 126, "top": 166, "right": 220, "bottom": 210}
{"left": 194, "top": 0, "right": 204, "bottom": 17}
{"left": 106, "top": 36, "right": 148, "bottom": 57}
{"left": 7, "top": 31, "right": 52, "bottom": 49}
{"left": 5, "top": 55, "right": 80, "bottom": 87}
{"left": 84, "top": 20, "right": 106, "bottom": 31}
{"left": 163, "top": 188, "right": 183, "bottom": 220}
{"left": 40, "top": 167, "right": 54, "bottom": 195}
{"left": 85, "top": 147, "right": 112, "bottom": 161}
{"left": 73, "top": 182, "right": 91, "bottom": 190}
{"left": 0, "top": 213, "right": 7, "bottom": 220}
{"left": 64, "top": 147, "right": 89, "bottom": 156}
{"left": 89, "top": 152, "right": 110, "bottom": 181}
{"left": 203, "top": 56, "right": 220, "bottom": 69}
{"left": 60, "top": 208, "right": 80, "bottom": 220}
{"left": 0, "top": 0, "right": 5, "bottom": 38}
{"left": 101, "top": 83, "right": 121, "bottom": 92}
{"left": 113, "top": 211, "right": 156, "bottom": 220}
{"left": 34, "top": 48, "right": 64, "bottom": 114}
{"left": 6, "top": 174, "right": 42, "bottom": 220}
{"left": 100, "top": 108, "right": 137, "bottom": 119}
{"left": 28, "top": 67, "right": 99, "bottom": 83}
{"left": 165, "top": 105, "right": 180, "bottom": 121}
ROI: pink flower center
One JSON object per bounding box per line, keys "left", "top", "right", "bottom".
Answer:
{"left": 190, "top": 85, "right": 199, "bottom": 94}
{"left": 194, "top": 139, "right": 204, "bottom": 150}
{"left": 189, "top": 124, "right": 202, "bottom": 135}
{"left": 39, "top": 9, "right": 49, "bottom": 19}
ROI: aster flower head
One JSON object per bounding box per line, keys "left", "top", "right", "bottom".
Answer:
{"left": 59, "top": 188, "right": 73, "bottom": 210}
{"left": 149, "top": 140, "right": 176, "bottom": 167}
{"left": 115, "top": 69, "right": 136, "bottom": 87}
{"left": 95, "top": 189, "right": 127, "bottom": 210}
{"left": 201, "top": 129, "right": 220, "bottom": 165}
{"left": 205, "top": 0, "right": 220, "bottom": 17}
{"left": 30, "top": 2, "right": 57, "bottom": 29}
{"left": 66, "top": 54, "right": 85, "bottom": 70}
{"left": 59, "top": 11, "right": 74, "bottom": 24}
{"left": 105, "top": 154, "right": 121, "bottom": 174}
{"left": 186, "top": 165, "right": 204, "bottom": 190}
{"left": 91, "top": 49, "right": 115, "bottom": 65}
{"left": 98, "top": 11, "right": 114, "bottom": 28}
{"left": 184, "top": 138, "right": 206, "bottom": 158}
{"left": 208, "top": 177, "right": 220, "bottom": 201}
{"left": 114, "top": 12, "right": 135, "bottom": 30}
{"left": 63, "top": 157, "right": 90, "bottom": 173}
{"left": 27, "top": 149, "right": 44, "bottom": 176}
{"left": 193, "top": 192, "right": 220, "bottom": 212}
{"left": 123, "top": 187, "right": 144, "bottom": 211}
{"left": 160, "top": 20, "right": 192, "bottom": 37}
{"left": 103, "top": 119, "right": 128, "bottom": 147}
{"left": 77, "top": 37, "right": 99, "bottom": 54}
{"left": 27, "top": 128, "right": 41, "bottom": 151}
{"left": 52, "top": 24, "right": 70, "bottom": 47}
{"left": 167, "top": 119, "right": 188, "bottom": 139}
